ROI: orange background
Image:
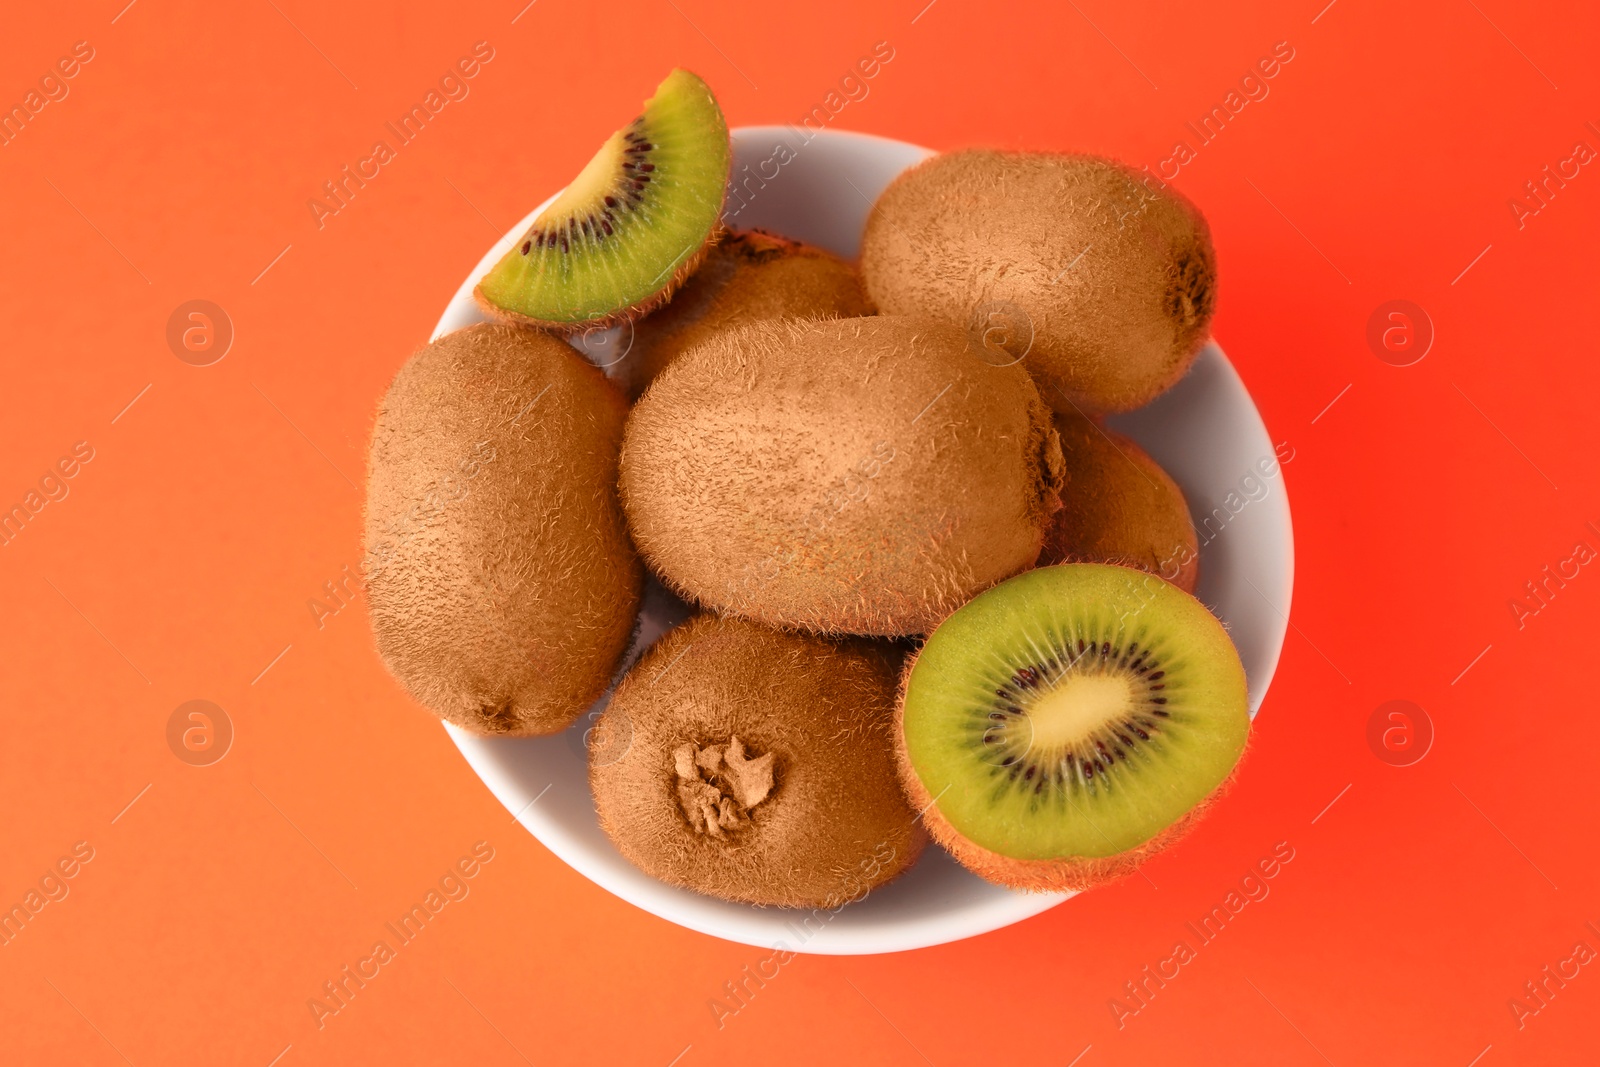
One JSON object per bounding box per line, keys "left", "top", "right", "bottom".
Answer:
{"left": 2, "top": 1, "right": 1597, "bottom": 1063}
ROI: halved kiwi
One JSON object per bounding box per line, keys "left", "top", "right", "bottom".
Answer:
{"left": 896, "top": 563, "right": 1248, "bottom": 891}
{"left": 474, "top": 68, "right": 730, "bottom": 329}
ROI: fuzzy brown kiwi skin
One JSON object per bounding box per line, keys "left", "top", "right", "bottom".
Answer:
{"left": 1039, "top": 411, "right": 1199, "bottom": 593}
{"left": 471, "top": 224, "right": 723, "bottom": 333}
{"left": 590, "top": 613, "right": 927, "bottom": 908}
{"left": 891, "top": 645, "right": 1245, "bottom": 892}
{"left": 364, "top": 323, "right": 643, "bottom": 737}
{"left": 618, "top": 316, "right": 1067, "bottom": 637}
{"left": 616, "top": 228, "right": 876, "bottom": 400}
{"left": 861, "top": 149, "right": 1217, "bottom": 415}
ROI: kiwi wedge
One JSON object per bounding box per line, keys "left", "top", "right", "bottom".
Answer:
{"left": 619, "top": 316, "right": 1066, "bottom": 637}
{"left": 591, "top": 613, "right": 925, "bottom": 908}
{"left": 365, "top": 323, "right": 642, "bottom": 736}
{"left": 615, "top": 228, "right": 875, "bottom": 399}
{"left": 474, "top": 68, "right": 730, "bottom": 329}
{"left": 861, "top": 149, "right": 1216, "bottom": 414}
{"left": 896, "top": 563, "right": 1249, "bottom": 891}
{"left": 1040, "top": 411, "right": 1199, "bottom": 593}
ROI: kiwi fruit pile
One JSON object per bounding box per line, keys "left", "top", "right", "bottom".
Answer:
{"left": 366, "top": 67, "right": 1251, "bottom": 908}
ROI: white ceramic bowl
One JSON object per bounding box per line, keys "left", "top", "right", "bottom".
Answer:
{"left": 432, "top": 128, "right": 1294, "bottom": 955}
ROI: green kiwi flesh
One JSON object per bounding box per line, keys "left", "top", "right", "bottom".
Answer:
{"left": 861, "top": 149, "right": 1216, "bottom": 414}
{"left": 618, "top": 316, "right": 1066, "bottom": 637}
{"left": 896, "top": 563, "right": 1248, "bottom": 890}
{"left": 474, "top": 68, "right": 730, "bottom": 329}
{"left": 590, "top": 613, "right": 925, "bottom": 908}
{"left": 615, "top": 228, "right": 875, "bottom": 400}
{"left": 365, "top": 323, "right": 642, "bottom": 736}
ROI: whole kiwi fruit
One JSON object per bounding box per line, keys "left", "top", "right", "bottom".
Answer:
{"left": 365, "top": 323, "right": 642, "bottom": 736}
{"left": 860, "top": 149, "right": 1216, "bottom": 414}
{"left": 590, "top": 613, "right": 924, "bottom": 908}
{"left": 619, "top": 316, "right": 1066, "bottom": 637}
{"left": 896, "top": 563, "right": 1250, "bottom": 891}
{"left": 1039, "top": 411, "right": 1199, "bottom": 592}
{"left": 614, "top": 228, "right": 875, "bottom": 400}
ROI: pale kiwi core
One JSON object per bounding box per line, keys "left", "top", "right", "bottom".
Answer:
{"left": 550, "top": 130, "right": 631, "bottom": 218}
{"left": 1016, "top": 673, "right": 1138, "bottom": 753}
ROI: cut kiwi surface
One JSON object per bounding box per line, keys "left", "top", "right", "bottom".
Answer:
{"left": 897, "top": 563, "right": 1248, "bottom": 890}
{"left": 474, "top": 68, "right": 730, "bottom": 328}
